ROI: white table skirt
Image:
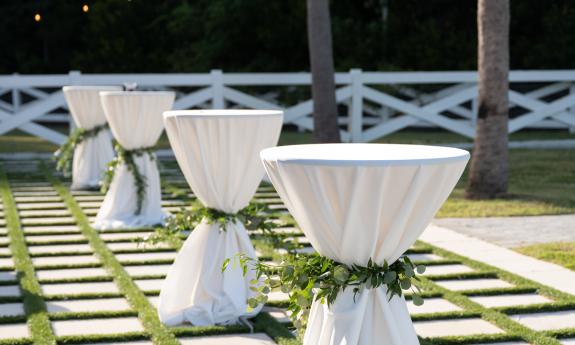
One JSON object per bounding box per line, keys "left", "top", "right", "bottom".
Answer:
{"left": 159, "top": 110, "right": 283, "bottom": 326}
{"left": 260, "top": 143, "right": 469, "bottom": 345}
{"left": 71, "top": 129, "right": 114, "bottom": 190}
{"left": 93, "top": 91, "right": 175, "bottom": 230}
{"left": 62, "top": 86, "right": 121, "bottom": 189}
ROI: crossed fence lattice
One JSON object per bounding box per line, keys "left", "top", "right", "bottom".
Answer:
{"left": 1, "top": 70, "right": 574, "bottom": 145}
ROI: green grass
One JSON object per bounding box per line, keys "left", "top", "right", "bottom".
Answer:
{"left": 41, "top": 164, "right": 180, "bottom": 345}
{"left": 416, "top": 240, "right": 575, "bottom": 345}
{"left": 162, "top": 169, "right": 575, "bottom": 344}
{"left": 40, "top": 163, "right": 298, "bottom": 344}
{"left": 3, "top": 128, "right": 574, "bottom": 153}
{"left": 273, "top": 128, "right": 575, "bottom": 146}
{"left": 438, "top": 149, "right": 575, "bottom": 217}
{"left": 2, "top": 160, "right": 574, "bottom": 344}
{"left": 3, "top": 128, "right": 575, "bottom": 216}
{"left": 181, "top": 129, "right": 575, "bottom": 217}
{"left": 278, "top": 132, "right": 575, "bottom": 217}
{"left": 0, "top": 166, "right": 56, "bottom": 345}
{"left": 516, "top": 242, "right": 575, "bottom": 271}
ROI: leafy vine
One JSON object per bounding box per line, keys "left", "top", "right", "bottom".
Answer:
{"left": 223, "top": 253, "right": 426, "bottom": 329}
{"left": 101, "top": 140, "right": 156, "bottom": 215}
{"left": 54, "top": 123, "right": 109, "bottom": 176}
{"left": 140, "top": 201, "right": 294, "bottom": 251}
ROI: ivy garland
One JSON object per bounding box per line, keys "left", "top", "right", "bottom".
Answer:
{"left": 223, "top": 253, "right": 426, "bottom": 329}
{"left": 54, "top": 123, "right": 109, "bottom": 176}
{"left": 141, "top": 201, "right": 295, "bottom": 251}
{"left": 101, "top": 141, "right": 156, "bottom": 215}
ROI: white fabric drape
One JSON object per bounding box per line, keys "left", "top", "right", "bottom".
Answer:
{"left": 260, "top": 144, "right": 469, "bottom": 345}
{"left": 92, "top": 91, "right": 175, "bottom": 230}
{"left": 159, "top": 110, "right": 283, "bottom": 326}
{"left": 62, "top": 86, "right": 121, "bottom": 190}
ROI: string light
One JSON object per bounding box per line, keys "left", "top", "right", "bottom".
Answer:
{"left": 34, "top": 13, "right": 41, "bottom": 22}
{"left": 82, "top": 4, "right": 89, "bottom": 12}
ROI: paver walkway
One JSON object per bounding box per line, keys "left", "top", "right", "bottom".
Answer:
{"left": 433, "top": 215, "right": 575, "bottom": 247}
{"left": 0, "top": 159, "right": 573, "bottom": 345}
{"left": 421, "top": 225, "right": 575, "bottom": 296}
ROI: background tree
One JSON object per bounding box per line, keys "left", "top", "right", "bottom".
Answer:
{"left": 466, "top": 0, "right": 510, "bottom": 199}
{"left": 3, "top": 1, "right": 575, "bottom": 74}
{"left": 307, "top": 0, "right": 341, "bottom": 143}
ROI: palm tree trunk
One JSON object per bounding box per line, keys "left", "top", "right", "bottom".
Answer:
{"left": 307, "top": 0, "right": 341, "bottom": 143}
{"left": 466, "top": 0, "right": 510, "bottom": 199}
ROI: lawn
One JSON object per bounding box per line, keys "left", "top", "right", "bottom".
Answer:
{"left": 274, "top": 131, "right": 575, "bottom": 218}
{"left": 1, "top": 128, "right": 574, "bottom": 217}
{"left": 516, "top": 242, "right": 575, "bottom": 271}
{"left": 438, "top": 149, "right": 575, "bottom": 217}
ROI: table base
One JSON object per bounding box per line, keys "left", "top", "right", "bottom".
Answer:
{"left": 159, "top": 220, "right": 261, "bottom": 326}
{"left": 304, "top": 284, "right": 419, "bottom": 345}
{"left": 93, "top": 155, "right": 164, "bottom": 230}
{"left": 71, "top": 129, "right": 114, "bottom": 190}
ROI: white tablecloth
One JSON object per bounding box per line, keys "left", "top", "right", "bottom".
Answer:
{"left": 261, "top": 144, "right": 469, "bottom": 345}
{"left": 92, "top": 91, "right": 175, "bottom": 230}
{"left": 62, "top": 86, "right": 121, "bottom": 190}
{"left": 159, "top": 110, "right": 283, "bottom": 326}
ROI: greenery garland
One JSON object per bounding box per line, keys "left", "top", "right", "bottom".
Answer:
{"left": 141, "top": 201, "right": 292, "bottom": 250}
{"left": 223, "top": 253, "right": 426, "bottom": 329}
{"left": 53, "top": 123, "right": 109, "bottom": 176}
{"left": 101, "top": 141, "right": 156, "bottom": 215}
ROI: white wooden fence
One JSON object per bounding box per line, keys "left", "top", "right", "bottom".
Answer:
{"left": 1, "top": 69, "right": 574, "bottom": 145}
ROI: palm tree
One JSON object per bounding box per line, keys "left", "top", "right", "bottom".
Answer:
{"left": 307, "top": 0, "right": 341, "bottom": 143}
{"left": 466, "top": 0, "right": 510, "bottom": 199}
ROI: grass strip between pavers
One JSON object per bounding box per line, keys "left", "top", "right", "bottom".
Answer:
{"left": 34, "top": 161, "right": 575, "bottom": 344}
{"left": 42, "top": 164, "right": 180, "bottom": 345}
{"left": 0, "top": 165, "right": 56, "bottom": 344}
{"left": 45, "top": 163, "right": 299, "bottom": 344}
{"left": 418, "top": 241, "right": 569, "bottom": 345}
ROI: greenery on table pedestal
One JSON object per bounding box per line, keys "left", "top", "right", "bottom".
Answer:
{"left": 223, "top": 253, "right": 426, "bottom": 330}
{"left": 53, "top": 124, "right": 109, "bottom": 176}
{"left": 141, "top": 201, "right": 293, "bottom": 251}
{"left": 101, "top": 141, "right": 156, "bottom": 215}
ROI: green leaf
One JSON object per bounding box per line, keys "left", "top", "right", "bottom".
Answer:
{"left": 221, "top": 258, "right": 230, "bottom": 273}
{"left": 248, "top": 298, "right": 259, "bottom": 309}
{"left": 383, "top": 271, "right": 397, "bottom": 284}
{"left": 297, "top": 294, "right": 311, "bottom": 307}
{"left": 400, "top": 278, "right": 411, "bottom": 290}
{"left": 412, "top": 294, "right": 424, "bottom": 306}
{"left": 416, "top": 265, "right": 426, "bottom": 274}
{"left": 333, "top": 265, "right": 350, "bottom": 284}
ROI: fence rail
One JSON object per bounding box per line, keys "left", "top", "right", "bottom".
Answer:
{"left": 1, "top": 70, "right": 574, "bottom": 145}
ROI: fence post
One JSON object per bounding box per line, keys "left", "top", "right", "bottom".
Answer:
{"left": 471, "top": 98, "right": 478, "bottom": 127}
{"left": 349, "top": 69, "right": 363, "bottom": 142}
{"left": 211, "top": 70, "right": 225, "bottom": 109}
{"left": 570, "top": 83, "right": 575, "bottom": 134}
{"left": 11, "top": 73, "right": 20, "bottom": 113}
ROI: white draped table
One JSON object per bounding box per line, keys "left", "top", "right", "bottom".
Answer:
{"left": 159, "top": 110, "right": 283, "bottom": 326}
{"left": 62, "top": 86, "right": 121, "bottom": 190}
{"left": 93, "top": 91, "right": 175, "bottom": 230}
{"left": 260, "top": 144, "right": 469, "bottom": 345}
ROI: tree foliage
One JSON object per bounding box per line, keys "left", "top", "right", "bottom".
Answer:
{"left": 2, "top": 0, "right": 575, "bottom": 74}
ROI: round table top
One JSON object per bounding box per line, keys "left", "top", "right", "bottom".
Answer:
{"left": 99, "top": 91, "right": 175, "bottom": 98}
{"left": 163, "top": 109, "right": 283, "bottom": 119}
{"left": 63, "top": 85, "right": 122, "bottom": 91}
{"left": 260, "top": 143, "right": 470, "bottom": 166}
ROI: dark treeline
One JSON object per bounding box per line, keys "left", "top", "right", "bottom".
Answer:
{"left": 2, "top": 0, "right": 574, "bottom": 74}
